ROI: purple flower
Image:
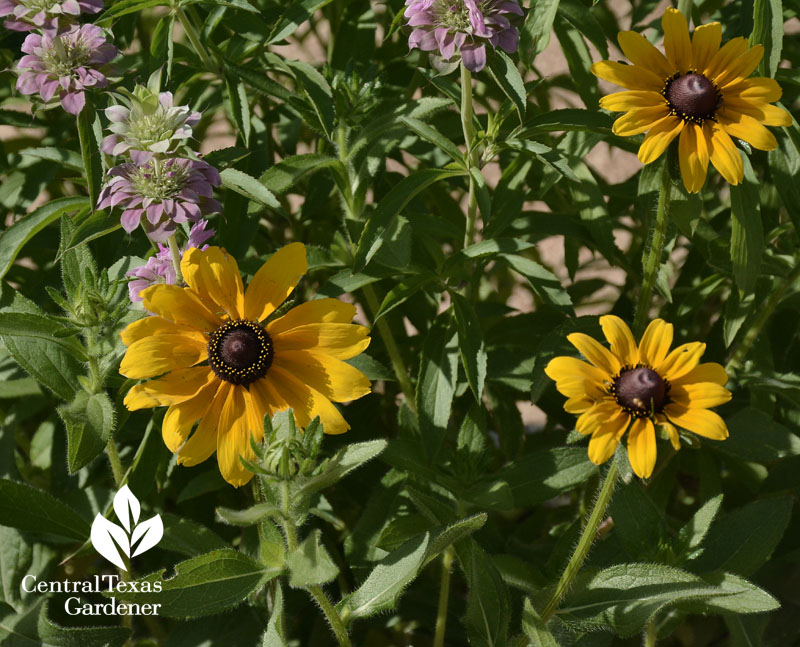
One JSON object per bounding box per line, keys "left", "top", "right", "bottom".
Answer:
{"left": 126, "top": 221, "right": 215, "bottom": 303}
{"left": 405, "top": 0, "right": 523, "bottom": 72}
{"left": 16, "top": 24, "right": 118, "bottom": 115}
{"left": 97, "top": 158, "right": 221, "bottom": 243}
{"left": 0, "top": 0, "right": 102, "bottom": 32}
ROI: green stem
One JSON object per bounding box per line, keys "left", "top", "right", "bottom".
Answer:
{"left": 645, "top": 616, "right": 657, "bottom": 647}
{"left": 433, "top": 546, "right": 454, "bottom": 647}
{"left": 105, "top": 438, "right": 125, "bottom": 488}
{"left": 726, "top": 258, "right": 800, "bottom": 373}
{"left": 167, "top": 234, "right": 183, "bottom": 284}
{"left": 362, "top": 283, "right": 417, "bottom": 413}
{"left": 676, "top": 0, "right": 693, "bottom": 19}
{"left": 176, "top": 7, "right": 214, "bottom": 71}
{"left": 460, "top": 63, "right": 478, "bottom": 250}
{"left": 632, "top": 160, "right": 672, "bottom": 337}
{"left": 540, "top": 462, "right": 620, "bottom": 622}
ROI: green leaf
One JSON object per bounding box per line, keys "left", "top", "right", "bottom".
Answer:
{"left": 298, "top": 439, "right": 386, "bottom": 498}
{"left": 58, "top": 391, "right": 115, "bottom": 473}
{"left": 267, "top": 0, "right": 335, "bottom": 43}
{"left": 0, "top": 313, "right": 87, "bottom": 362}
{"left": 555, "top": 16, "right": 601, "bottom": 109}
{"left": 216, "top": 503, "right": 281, "bottom": 526}
{"left": 339, "top": 532, "right": 430, "bottom": 620}
{"left": 159, "top": 514, "right": 229, "bottom": 557}
{"left": 262, "top": 581, "right": 288, "bottom": 646}
{"left": 717, "top": 408, "right": 800, "bottom": 462}
{"left": 220, "top": 168, "right": 281, "bottom": 209}
{"left": 399, "top": 116, "right": 465, "bottom": 163}
{"left": 76, "top": 103, "right": 103, "bottom": 209}
{"left": 456, "top": 540, "right": 510, "bottom": 647}
{"left": 557, "top": 0, "right": 609, "bottom": 58}
{"left": 260, "top": 153, "right": 340, "bottom": 194}
{"left": 354, "top": 168, "right": 466, "bottom": 271}
{"left": 520, "top": 0, "right": 561, "bottom": 59}
{"left": 98, "top": 0, "right": 167, "bottom": 21}
{"left": 498, "top": 447, "right": 597, "bottom": 506}
{"left": 500, "top": 253, "right": 572, "bottom": 308}
{"left": 37, "top": 601, "right": 130, "bottom": 647}
{"left": 107, "top": 549, "right": 277, "bottom": 618}
{"left": 687, "top": 497, "right": 792, "bottom": 576}
{"left": 769, "top": 132, "right": 800, "bottom": 232}
{"left": 521, "top": 598, "right": 558, "bottom": 647}
{"left": 518, "top": 108, "right": 613, "bottom": 138}
{"left": 416, "top": 310, "right": 459, "bottom": 459}
{"left": 20, "top": 147, "right": 83, "bottom": 172}
{"left": 423, "top": 513, "right": 487, "bottom": 569}
{"left": 609, "top": 482, "right": 669, "bottom": 561}
{"left": 678, "top": 572, "right": 779, "bottom": 615}
{"left": 451, "top": 292, "right": 487, "bottom": 401}
{"left": 0, "top": 196, "right": 90, "bottom": 280}
{"left": 0, "top": 527, "right": 32, "bottom": 611}
{"left": 0, "top": 378, "right": 41, "bottom": 400}
{"left": 750, "top": 0, "right": 783, "bottom": 78}
{"left": 675, "top": 495, "right": 723, "bottom": 560}
{"left": 486, "top": 52, "right": 526, "bottom": 122}
{"left": 374, "top": 275, "right": 437, "bottom": 322}
{"left": 0, "top": 478, "right": 90, "bottom": 541}
{"left": 225, "top": 74, "right": 251, "bottom": 146}
{"left": 285, "top": 59, "right": 335, "bottom": 137}
{"left": 729, "top": 153, "right": 763, "bottom": 295}
{"left": 287, "top": 530, "right": 339, "bottom": 587}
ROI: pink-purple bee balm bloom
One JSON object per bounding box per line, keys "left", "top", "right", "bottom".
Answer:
{"left": 405, "top": 0, "right": 523, "bottom": 72}
{"left": 16, "top": 24, "right": 117, "bottom": 115}
{"left": 97, "top": 158, "right": 221, "bottom": 243}
{"left": 126, "top": 220, "right": 215, "bottom": 303}
{"left": 0, "top": 0, "right": 102, "bottom": 32}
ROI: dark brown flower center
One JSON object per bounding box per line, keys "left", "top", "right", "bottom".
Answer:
{"left": 664, "top": 73, "right": 720, "bottom": 123}
{"left": 208, "top": 320, "right": 273, "bottom": 385}
{"left": 613, "top": 367, "right": 668, "bottom": 417}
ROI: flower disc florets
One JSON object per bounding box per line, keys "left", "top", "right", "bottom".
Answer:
{"left": 16, "top": 24, "right": 117, "bottom": 114}
{"left": 98, "top": 158, "right": 221, "bottom": 243}
{"left": 102, "top": 85, "right": 202, "bottom": 163}
{"left": 663, "top": 72, "right": 720, "bottom": 124}
{"left": 208, "top": 320, "right": 274, "bottom": 386}
{"left": 404, "top": 0, "right": 523, "bottom": 72}
{"left": 612, "top": 366, "right": 669, "bottom": 418}
{"left": 0, "top": 0, "right": 102, "bottom": 32}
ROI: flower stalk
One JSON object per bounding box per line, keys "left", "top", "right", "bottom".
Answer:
{"left": 167, "top": 233, "right": 183, "bottom": 284}
{"left": 633, "top": 159, "right": 672, "bottom": 337}
{"left": 460, "top": 63, "right": 479, "bottom": 250}
{"left": 540, "top": 461, "right": 620, "bottom": 622}
{"left": 175, "top": 7, "right": 214, "bottom": 71}
{"left": 433, "top": 545, "right": 455, "bottom": 647}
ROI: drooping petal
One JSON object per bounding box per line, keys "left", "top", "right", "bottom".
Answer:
{"left": 576, "top": 398, "right": 622, "bottom": 436}
{"left": 678, "top": 121, "right": 710, "bottom": 194}
{"left": 659, "top": 418, "right": 682, "bottom": 451}
{"left": 267, "top": 366, "right": 350, "bottom": 435}
{"left": 638, "top": 116, "right": 685, "bottom": 165}
{"left": 599, "top": 315, "right": 638, "bottom": 367}
{"left": 162, "top": 379, "right": 221, "bottom": 452}
{"left": 215, "top": 385, "right": 256, "bottom": 487}
{"left": 612, "top": 105, "right": 672, "bottom": 136}
{"left": 705, "top": 120, "right": 744, "bottom": 185}
{"left": 664, "top": 405, "right": 729, "bottom": 440}
{"left": 627, "top": 417, "right": 657, "bottom": 478}
{"left": 244, "top": 242, "right": 308, "bottom": 322}
{"left": 178, "top": 382, "right": 231, "bottom": 466}
{"left": 587, "top": 410, "right": 630, "bottom": 465}
{"left": 717, "top": 108, "right": 778, "bottom": 151}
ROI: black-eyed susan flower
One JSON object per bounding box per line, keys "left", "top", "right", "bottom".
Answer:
{"left": 119, "top": 244, "right": 371, "bottom": 487}
{"left": 545, "top": 316, "right": 731, "bottom": 479}
{"left": 591, "top": 8, "right": 792, "bottom": 193}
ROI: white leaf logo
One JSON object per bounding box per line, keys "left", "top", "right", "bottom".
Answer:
{"left": 90, "top": 485, "right": 163, "bottom": 571}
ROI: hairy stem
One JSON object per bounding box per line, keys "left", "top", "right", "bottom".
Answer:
{"left": 433, "top": 546, "right": 455, "bottom": 647}
{"left": 167, "top": 233, "right": 183, "bottom": 284}
{"left": 645, "top": 616, "right": 658, "bottom": 647}
{"left": 104, "top": 438, "right": 125, "bottom": 488}
{"left": 176, "top": 7, "right": 214, "bottom": 71}
{"left": 460, "top": 63, "right": 479, "bottom": 250}
{"left": 540, "top": 461, "right": 620, "bottom": 622}
{"left": 633, "top": 160, "right": 672, "bottom": 337}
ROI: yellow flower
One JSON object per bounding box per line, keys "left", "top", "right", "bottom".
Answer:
{"left": 119, "top": 244, "right": 371, "bottom": 487}
{"left": 591, "top": 8, "right": 792, "bottom": 193}
{"left": 545, "top": 316, "right": 731, "bottom": 479}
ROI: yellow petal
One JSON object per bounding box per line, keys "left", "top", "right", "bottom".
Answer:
{"left": 250, "top": 376, "right": 289, "bottom": 419}
{"left": 659, "top": 342, "right": 706, "bottom": 382}
{"left": 712, "top": 44, "right": 764, "bottom": 88}
{"left": 638, "top": 319, "right": 674, "bottom": 368}
{"left": 564, "top": 396, "right": 594, "bottom": 414}
{"left": 273, "top": 323, "right": 370, "bottom": 360}
{"left": 268, "top": 298, "right": 357, "bottom": 336}
{"left": 678, "top": 121, "right": 710, "bottom": 194}
{"left": 140, "top": 284, "right": 221, "bottom": 331}
{"left": 721, "top": 98, "right": 792, "bottom": 127}
{"left": 567, "top": 333, "right": 621, "bottom": 377}
{"left": 704, "top": 37, "right": 749, "bottom": 83}
{"left": 638, "top": 116, "right": 685, "bottom": 165}
{"left": 612, "top": 105, "right": 672, "bottom": 136}
{"left": 705, "top": 120, "right": 744, "bottom": 185}
{"left": 244, "top": 243, "right": 308, "bottom": 322}
{"left": 692, "top": 22, "right": 722, "bottom": 72}
{"left": 671, "top": 362, "right": 728, "bottom": 386}
{"left": 722, "top": 77, "right": 782, "bottom": 103}
{"left": 670, "top": 382, "right": 732, "bottom": 409}
{"left": 591, "top": 60, "right": 664, "bottom": 91}
{"left": 120, "top": 334, "right": 207, "bottom": 379}
{"left": 181, "top": 247, "right": 245, "bottom": 320}
{"left": 268, "top": 366, "right": 350, "bottom": 435}
{"left": 664, "top": 405, "right": 729, "bottom": 440}
{"left": 215, "top": 385, "right": 256, "bottom": 487}
{"left": 600, "top": 91, "right": 668, "bottom": 112}
{"left": 178, "top": 382, "right": 231, "bottom": 466}
{"left": 576, "top": 399, "right": 622, "bottom": 436}
{"left": 162, "top": 379, "right": 221, "bottom": 452}
{"left": 120, "top": 316, "right": 207, "bottom": 347}
{"left": 662, "top": 8, "right": 692, "bottom": 74}
{"left": 718, "top": 109, "right": 778, "bottom": 151}
{"left": 124, "top": 366, "right": 214, "bottom": 410}
{"left": 273, "top": 350, "right": 371, "bottom": 402}
{"left": 618, "top": 30, "right": 676, "bottom": 78}
{"left": 599, "top": 315, "right": 638, "bottom": 367}
{"left": 587, "top": 410, "right": 630, "bottom": 465}
{"left": 627, "top": 417, "right": 656, "bottom": 478}
{"left": 659, "top": 418, "right": 681, "bottom": 450}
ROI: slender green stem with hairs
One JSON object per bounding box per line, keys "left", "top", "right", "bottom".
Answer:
{"left": 105, "top": 438, "right": 125, "bottom": 487}
{"left": 540, "top": 462, "right": 620, "bottom": 622}
{"left": 460, "top": 63, "right": 479, "bottom": 250}
{"left": 433, "top": 546, "right": 455, "bottom": 647}
{"left": 633, "top": 160, "right": 672, "bottom": 337}
{"left": 645, "top": 616, "right": 658, "bottom": 647}
{"left": 176, "top": 7, "right": 214, "bottom": 71}
{"left": 167, "top": 233, "right": 183, "bottom": 284}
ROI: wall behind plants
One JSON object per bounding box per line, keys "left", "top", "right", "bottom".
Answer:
{"left": 0, "top": 0, "right": 799, "bottom": 645}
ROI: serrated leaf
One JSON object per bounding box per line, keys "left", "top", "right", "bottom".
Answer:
{"left": 297, "top": 439, "right": 387, "bottom": 498}
{"left": 287, "top": 530, "right": 339, "bottom": 587}
{"left": 58, "top": 391, "right": 115, "bottom": 473}
{"left": 267, "top": 0, "right": 335, "bottom": 44}
{"left": 520, "top": 0, "right": 561, "bottom": 59}
{"left": 451, "top": 292, "right": 487, "bottom": 400}
{"left": 456, "top": 540, "right": 510, "bottom": 647}
{"left": 260, "top": 153, "right": 340, "bottom": 194}
{"left": 285, "top": 59, "right": 334, "bottom": 137}
{"left": 729, "top": 153, "right": 763, "bottom": 295}
{"left": 262, "top": 581, "right": 288, "bottom": 646}
{"left": 399, "top": 115, "right": 465, "bottom": 163}
{"left": 675, "top": 494, "right": 724, "bottom": 559}
{"left": 225, "top": 74, "right": 251, "bottom": 146}
{"left": 220, "top": 168, "right": 281, "bottom": 209}
{"left": 0, "top": 478, "right": 90, "bottom": 541}
{"left": 216, "top": 503, "right": 281, "bottom": 526}
{"left": 487, "top": 51, "right": 526, "bottom": 121}
{"left": 20, "top": 147, "right": 83, "bottom": 171}
{"left": 522, "top": 598, "right": 558, "bottom": 646}
{"left": 0, "top": 313, "right": 87, "bottom": 361}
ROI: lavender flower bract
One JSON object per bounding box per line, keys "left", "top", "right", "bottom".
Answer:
{"left": 0, "top": 0, "right": 102, "bottom": 32}
{"left": 404, "top": 0, "right": 523, "bottom": 72}
{"left": 16, "top": 24, "right": 117, "bottom": 115}
{"left": 126, "top": 220, "right": 215, "bottom": 303}
{"left": 98, "top": 158, "right": 221, "bottom": 243}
